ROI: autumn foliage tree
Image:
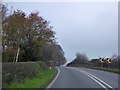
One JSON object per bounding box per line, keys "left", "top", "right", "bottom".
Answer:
{"left": 2, "top": 5, "right": 66, "bottom": 65}
{"left": 41, "top": 43, "right": 66, "bottom": 66}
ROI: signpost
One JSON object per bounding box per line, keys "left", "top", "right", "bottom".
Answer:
{"left": 106, "top": 58, "right": 112, "bottom": 68}
{"left": 107, "top": 58, "right": 112, "bottom": 64}
{"left": 99, "top": 57, "right": 104, "bottom": 67}
{"left": 99, "top": 57, "right": 112, "bottom": 68}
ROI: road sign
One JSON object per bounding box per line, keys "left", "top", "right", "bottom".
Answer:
{"left": 99, "top": 58, "right": 104, "bottom": 63}
{"left": 106, "top": 58, "right": 112, "bottom": 63}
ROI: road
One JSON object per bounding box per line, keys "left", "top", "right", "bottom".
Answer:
{"left": 0, "top": 62, "right": 1, "bottom": 89}
{"left": 48, "top": 66, "right": 119, "bottom": 89}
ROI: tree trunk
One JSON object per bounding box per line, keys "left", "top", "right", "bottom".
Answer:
{"left": 15, "top": 47, "right": 20, "bottom": 62}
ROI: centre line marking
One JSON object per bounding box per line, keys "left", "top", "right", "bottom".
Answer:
{"left": 70, "top": 67, "right": 114, "bottom": 90}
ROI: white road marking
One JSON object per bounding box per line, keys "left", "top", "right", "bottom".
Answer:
{"left": 80, "top": 70, "right": 109, "bottom": 90}
{"left": 84, "top": 72, "right": 108, "bottom": 89}
{"left": 70, "top": 67, "right": 114, "bottom": 90}
{"left": 47, "top": 67, "right": 60, "bottom": 88}
{"left": 82, "top": 70, "right": 113, "bottom": 88}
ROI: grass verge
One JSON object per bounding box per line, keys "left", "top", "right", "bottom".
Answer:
{"left": 92, "top": 67, "right": 120, "bottom": 74}
{"left": 7, "top": 67, "right": 57, "bottom": 88}
{"left": 68, "top": 64, "right": 120, "bottom": 74}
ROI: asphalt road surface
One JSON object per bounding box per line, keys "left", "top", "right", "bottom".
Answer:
{"left": 48, "top": 66, "right": 119, "bottom": 90}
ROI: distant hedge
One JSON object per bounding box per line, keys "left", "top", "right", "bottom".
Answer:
{"left": 2, "top": 61, "right": 48, "bottom": 87}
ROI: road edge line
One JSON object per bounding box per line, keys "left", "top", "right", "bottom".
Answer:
{"left": 47, "top": 67, "right": 60, "bottom": 88}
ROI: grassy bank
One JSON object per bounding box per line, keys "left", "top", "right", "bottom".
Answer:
{"left": 92, "top": 67, "right": 120, "bottom": 74}
{"left": 67, "top": 64, "right": 120, "bottom": 74}
{"left": 8, "top": 67, "right": 57, "bottom": 88}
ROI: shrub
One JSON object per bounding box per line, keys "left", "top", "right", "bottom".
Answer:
{"left": 2, "top": 61, "right": 48, "bottom": 87}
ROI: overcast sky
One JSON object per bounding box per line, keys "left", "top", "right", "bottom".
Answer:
{"left": 5, "top": 2, "right": 118, "bottom": 63}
